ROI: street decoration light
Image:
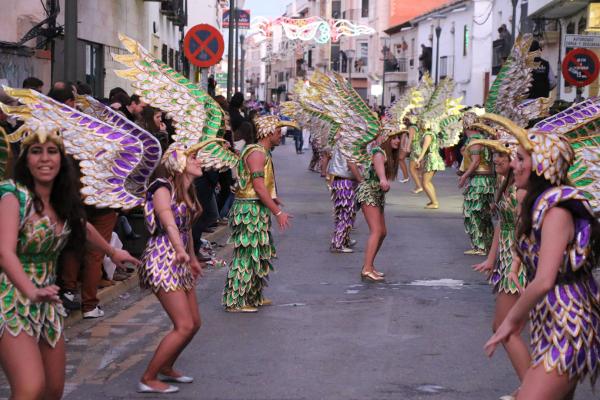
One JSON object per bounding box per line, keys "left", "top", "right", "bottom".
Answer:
{"left": 251, "top": 16, "right": 375, "bottom": 44}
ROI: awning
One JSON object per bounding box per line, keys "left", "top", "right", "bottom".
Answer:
{"left": 528, "top": 0, "right": 589, "bottom": 19}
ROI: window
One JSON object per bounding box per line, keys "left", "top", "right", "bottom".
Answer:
{"left": 440, "top": 56, "right": 448, "bottom": 78}
{"left": 361, "top": 0, "right": 369, "bottom": 18}
{"left": 411, "top": 38, "right": 415, "bottom": 69}
{"left": 359, "top": 42, "right": 368, "bottom": 69}
{"left": 162, "top": 44, "right": 168, "bottom": 63}
{"left": 463, "top": 25, "right": 469, "bottom": 56}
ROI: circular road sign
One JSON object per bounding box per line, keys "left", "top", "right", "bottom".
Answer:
{"left": 562, "top": 48, "right": 600, "bottom": 87}
{"left": 183, "top": 24, "right": 224, "bottom": 68}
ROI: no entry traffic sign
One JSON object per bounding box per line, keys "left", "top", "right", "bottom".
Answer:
{"left": 562, "top": 48, "right": 600, "bottom": 87}
{"left": 183, "top": 24, "right": 224, "bottom": 68}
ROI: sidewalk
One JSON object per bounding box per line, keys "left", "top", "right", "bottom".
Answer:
{"left": 64, "top": 224, "right": 232, "bottom": 328}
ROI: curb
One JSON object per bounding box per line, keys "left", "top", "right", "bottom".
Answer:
{"left": 64, "top": 224, "right": 231, "bottom": 327}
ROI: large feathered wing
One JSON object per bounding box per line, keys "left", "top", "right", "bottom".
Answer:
{"left": 1, "top": 88, "right": 146, "bottom": 210}
{"left": 113, "top": 33, "right": 237, "bottom": 171}
{"left": 290, "top": 72, "right": 380, "bottom": 163}
{"left": 75, "top": 95, "right": 162, "bottom": 195}
{"left": 485, "top": 35, "right": 552, "bottom": 125}
{"left": 532, "top": 97, "right": 600, "bottom": 213}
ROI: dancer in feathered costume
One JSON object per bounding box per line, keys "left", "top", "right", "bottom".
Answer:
{"left": 485, "top": 97, "right": 600, "bottom": 399}
{"left": 460, "top": 109, "right": 496, "bottom": 253}
{"left": 285, "top": 72, "right": 401, "bottom": 282}
{"left": 416, "top": 79, "right": 464, "bottom": 209}
{"left": 113, "top": 34, "right": 238, "bottom": 393}
{"left": 469, "top": 135, "right": 531, "bottom": 392}
{"left": 223, "top": 115, "right": 297, "bottom": 312}
{"left": 327, "top": 141, "right": 361, "bottom": 253}
{"left": 407, "top": 75, "right": 434, "bottom": 194}
{"left": 282, "top": 92, "right": 359, "bottom": 255}
{"left": 0, "top": 89, "right": 141, "bottom": 399}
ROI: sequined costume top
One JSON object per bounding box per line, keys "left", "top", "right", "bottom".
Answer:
{"left": 421, "top": 131, "right": 445, "bottom": 172}
{"left": 139, "top": 179, "right": 195, "bottom": 292}
{"left": 0, "top": 180, "right": 70, "bottom": 348}
{"left": 460, "top": 134, "right": 493, "bottom": 175}
{"left": 356, "top": 147, "right": 386, "bottom": 207}
{"left": 236, "top": 144, "right": 277, "bottom": 200}
{"left": 516, "top": 186, "right": 600, "bottom": 384}
{"left": 490, "top": 182, "right": 527, "bottom": 294}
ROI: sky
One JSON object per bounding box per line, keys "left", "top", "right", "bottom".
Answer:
{"left": 244, "top": 0, "right": 289, "bottom": 19}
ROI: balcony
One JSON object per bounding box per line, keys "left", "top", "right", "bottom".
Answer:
{"left": 528, "top": 0, "right": 589, "bottom": 18}
{"left": 384, "top": 57, "right": 408, "bottom": 82}
{"left": 160, "top": 0, "right": 186, "bottom": 26}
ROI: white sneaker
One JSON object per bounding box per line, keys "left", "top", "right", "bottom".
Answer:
{"left": 83, "top": 306, "right": 104, "bottom": 319}
{"left": 137, "top": 382, "right": 179, "bottom": 393}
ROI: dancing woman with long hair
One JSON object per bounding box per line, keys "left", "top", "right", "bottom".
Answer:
{"left": 470, "top": 140, "right": 530, "bottom": 396}
{"left": 485, "top": 108, "right": 600, "bottom": 400}
{"left": 0, "top": 125, "right": 138, "bottom": 400}
{"left": 357, "top": 134, "right": 401, "bottom": 282}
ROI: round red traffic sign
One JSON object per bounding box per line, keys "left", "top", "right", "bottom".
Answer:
{"left": 183, "top": 24, "right": 224, "bottom": 68}
{"left": 561, "top": 48, "right": 600, "bottom": 87}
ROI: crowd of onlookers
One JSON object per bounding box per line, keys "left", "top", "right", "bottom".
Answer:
{"left": 0, "top": 77, "right": 283, "bottom": 319}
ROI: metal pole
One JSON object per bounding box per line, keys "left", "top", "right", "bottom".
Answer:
{"left": 381, "top": 39, "right": 386, "bottom": 108}
{"left": 64, "top": 0, "right": 77, "bottom": 83}
{"left": 349, "top": 57, "right": 352, "bottom": 85}
{"left": 511, "top": 0, "right": 518, "bottom": 45}
{"left": 435, "top": 26, "right": 442, "bottom": 84}
{"left": 226, "top": 0, "right": 235, "bottom": 100}
{"left": 240, "top": 34, "right": 245, "bottom": 94}
{"left": 234, "top": 7, "right": 240, "bottom": 93}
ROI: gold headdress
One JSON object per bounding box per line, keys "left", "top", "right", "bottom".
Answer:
{"left": 254, "top": 115, "right": 299, "bottom": 139}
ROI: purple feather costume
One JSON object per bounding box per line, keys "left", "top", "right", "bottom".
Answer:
{"left": 517, "top": 186, "right": 600, "bottom": 385}
{"left": 330, "top": 178, "right": 358, "bottom": 249}
{"left": 139, "top": 179, "right": 195, "bottom": 292}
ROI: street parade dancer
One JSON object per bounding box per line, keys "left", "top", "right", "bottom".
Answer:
{"left": 470, "top": 36, "right": 553, "bottom": 394}
{"left": 459, "top": 109, "right": 496, "bottom": 254}
{"left": 327, "top": 141, "right": 361, "bottom": 253}
{"left": 222, "top": 114, "right": 296, "bottom": 313}
{"left": 0, "top": 88, "right": 141, "bottom": 399}
{"left": 485, "top": 97, "right": 600, "bottom": 400}
{"left": 113, "top": 34, "right": 239, "bottom": 392}
{"left": 416, "top": 79, "right": 464, "bottom": 209}
{"left": 285, "top": 72, "right": 409, "bottom": 282}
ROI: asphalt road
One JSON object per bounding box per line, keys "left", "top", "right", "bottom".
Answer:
{"left": 0, "top": 142, "right": 595, "bottom": 399}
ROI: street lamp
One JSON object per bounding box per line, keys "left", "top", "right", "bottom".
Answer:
{"left": 346, "top": 49, "right": 355, "bottom": 87}
{"left": 435, "top": 24, "right": 442, "bottom": 84}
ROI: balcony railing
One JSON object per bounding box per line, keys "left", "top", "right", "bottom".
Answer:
{"left": 160, "top": 0, "right": 186, "bottom": 27}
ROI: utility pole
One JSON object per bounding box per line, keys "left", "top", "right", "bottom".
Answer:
{"left": 435, "top": 25, "right": 442, "bottom": 84}
{"left": 234, "top": 7, "right": 240, "bottom": 93}
{"left": 511, "top": 0, "right": 518, "bottom": 45}
{"left": 64, "top": 0, "right": 77, "bottom": 83}
{"left": 226, "top": 0, "right": 235, "bottom": 101}
{"left": 240, "top": 34, "right": 245, "bottom": 95}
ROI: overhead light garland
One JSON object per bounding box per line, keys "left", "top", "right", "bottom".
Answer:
{"left": 251, "top": 16, "right": 375, "bottom": 44}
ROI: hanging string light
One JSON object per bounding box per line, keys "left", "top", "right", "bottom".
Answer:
{"left": 251, "top": 16, "right": 375, "bottom": 44}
